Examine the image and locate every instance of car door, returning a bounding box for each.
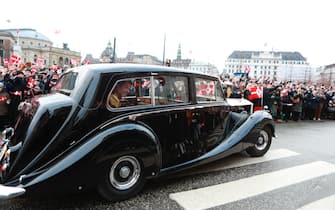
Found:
[192,77,231,153]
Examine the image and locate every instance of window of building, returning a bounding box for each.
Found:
[0,39,3,45]
[31,42,33,45]
[195,78,224,102]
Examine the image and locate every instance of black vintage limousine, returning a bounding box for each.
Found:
[0,63,275,201]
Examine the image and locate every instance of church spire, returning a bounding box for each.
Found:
[177,43,182,60]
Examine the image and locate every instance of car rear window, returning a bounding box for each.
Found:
[195,78,224,102]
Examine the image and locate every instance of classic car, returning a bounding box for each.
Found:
[0,63,275,201]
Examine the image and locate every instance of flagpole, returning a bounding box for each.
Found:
[17,29,20,47]
[162,33,166,65]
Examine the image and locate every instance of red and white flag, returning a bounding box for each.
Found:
[248,85,263,100]
[70,58,77,65]
[37,56,44,63]
[245,65,251,72]
[27,77,35,89]
[10,54,21,64]
[52,65,58,71]
[84,60,90,65]
[3,58,9,66]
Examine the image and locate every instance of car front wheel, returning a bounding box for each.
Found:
[97,155,146,201]
[246,127,272,157]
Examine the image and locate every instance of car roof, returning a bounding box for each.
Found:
[69,63,217,79]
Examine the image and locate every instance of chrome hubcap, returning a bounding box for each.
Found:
[109,156,141,190]
[255,130,268,150]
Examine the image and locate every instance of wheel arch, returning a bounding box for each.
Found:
[93,123,162,178]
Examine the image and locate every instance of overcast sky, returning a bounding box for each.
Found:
[2,0,334,70]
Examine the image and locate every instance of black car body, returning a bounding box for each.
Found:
[0,64,275,201]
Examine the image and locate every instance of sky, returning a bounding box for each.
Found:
[2,0,334,70]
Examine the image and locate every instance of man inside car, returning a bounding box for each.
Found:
[109,80,132,108]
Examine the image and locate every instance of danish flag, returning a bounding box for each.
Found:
[70,58,77,65]
[248,85,263,100]
[245,66,251,72]
[27,77,35,89]
[10,54,21,64]
[3,58,9,66]
[37,56,44,63]
[0,96,8,103]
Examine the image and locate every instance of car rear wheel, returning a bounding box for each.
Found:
[97,155,146,201]
[246,127,272,157]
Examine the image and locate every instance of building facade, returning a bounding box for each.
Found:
[0,31,15,66]
[171,44,192,69]
[117,51,162,65]
[320,64,335,86]
[0,28,80,67]
[224,50,312,82]
[188,61,220,77]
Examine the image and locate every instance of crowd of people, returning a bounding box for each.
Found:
[0,64,63,130]
[1,64,335,131]
[222,74,335,122]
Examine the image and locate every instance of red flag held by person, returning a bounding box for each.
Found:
[245,66,251,72]
[37,56,44,63]
[27,77,35,89]
[248,85,263,101]
[3,58,9,66]
[70,58,77,65]
[10,54,21,64]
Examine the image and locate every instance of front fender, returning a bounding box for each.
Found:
[19,123,161,195]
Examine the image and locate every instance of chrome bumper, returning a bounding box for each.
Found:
[0,184,25,200]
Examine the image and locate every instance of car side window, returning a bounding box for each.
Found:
[108,77,151,108]
[154,75,189,105]
[108,75,190,109]
[195,78,224,102]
